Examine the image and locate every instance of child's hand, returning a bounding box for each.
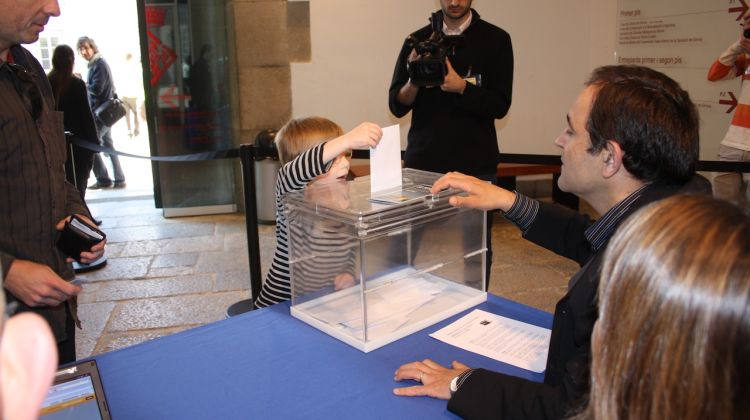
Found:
[344,122,382,150]
[322,122,382,165]
[334,273,356,290]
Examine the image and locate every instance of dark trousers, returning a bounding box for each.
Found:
[58,304,77,365]
[93,123,125,184]
[65,143,95,200]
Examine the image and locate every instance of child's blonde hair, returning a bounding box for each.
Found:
[275,117,344,164]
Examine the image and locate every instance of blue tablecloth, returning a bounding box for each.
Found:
[95,294,551,419]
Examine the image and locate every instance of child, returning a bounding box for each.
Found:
[253,117,382,308]
[295,178,358,296]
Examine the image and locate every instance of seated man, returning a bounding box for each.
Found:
[393,65,701,419]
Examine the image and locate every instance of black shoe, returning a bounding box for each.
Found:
[93,218,103,226]
[113,181,127,189]
[88,181,113,190]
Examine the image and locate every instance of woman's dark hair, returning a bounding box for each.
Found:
[47,44,76,107]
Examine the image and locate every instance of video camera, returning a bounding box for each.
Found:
[406,12,464,87]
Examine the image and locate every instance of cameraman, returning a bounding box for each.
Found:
[388,0,513,287]
[707,10,750,202]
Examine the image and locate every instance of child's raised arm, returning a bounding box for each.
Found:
[322,122,382,163]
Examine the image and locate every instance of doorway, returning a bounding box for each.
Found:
[139,0,237,215]
[28,0,151,203]
[28,0,237,215]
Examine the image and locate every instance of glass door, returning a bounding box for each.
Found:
[138,0,236,215]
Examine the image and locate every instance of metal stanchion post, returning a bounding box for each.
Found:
[226,144,263,316]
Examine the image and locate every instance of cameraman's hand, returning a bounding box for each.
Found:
[407,48,420,65]
[441,58,466,94]
[398,50,422,105]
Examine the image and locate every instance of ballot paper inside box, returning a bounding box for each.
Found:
[286,168,487,352]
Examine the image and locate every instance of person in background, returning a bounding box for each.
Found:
[189,44,214,112]
[1,0,106,365]
[253,118,382,308]
[77,35,126,190]
[389,0,513,288]
[393,65,700,419]
[707,10,750,203]
[575,194,750,420]
[120,52,142,138]
[48,44,99,199]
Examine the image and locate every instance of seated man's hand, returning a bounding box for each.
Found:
[431,172,516,212]
[393,359,470,400]
[4,260,81,307]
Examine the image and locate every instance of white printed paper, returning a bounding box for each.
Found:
[430,309,551,373]
[370,124,402,193]
[307,268,447,338]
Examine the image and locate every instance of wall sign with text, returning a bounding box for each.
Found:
[616,0,746,159]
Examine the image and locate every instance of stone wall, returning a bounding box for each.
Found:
[225,0,293,210]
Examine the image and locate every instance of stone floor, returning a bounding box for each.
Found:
[75,195,579,360]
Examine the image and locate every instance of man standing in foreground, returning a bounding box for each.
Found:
[394,65,701,419]
[0,0,106,364]
[389,0,513,287]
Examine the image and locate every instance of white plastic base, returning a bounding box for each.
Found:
[291,271,487,353]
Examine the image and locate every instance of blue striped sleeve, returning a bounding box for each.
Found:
[503,192,539,232]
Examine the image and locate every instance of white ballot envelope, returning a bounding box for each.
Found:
[370,124,402,193]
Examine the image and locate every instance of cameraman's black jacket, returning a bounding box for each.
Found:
[388,10,513,176]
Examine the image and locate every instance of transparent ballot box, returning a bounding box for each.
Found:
[286,169,487,352]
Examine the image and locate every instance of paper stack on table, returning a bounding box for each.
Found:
[430,309,551,373]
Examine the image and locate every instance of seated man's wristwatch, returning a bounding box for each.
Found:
[449,375,461,394]
[450,369,475,395]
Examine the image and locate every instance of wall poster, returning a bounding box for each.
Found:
[616,0,748,160]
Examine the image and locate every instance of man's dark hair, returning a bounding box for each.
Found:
[585,65,699,184]
[76,36,99,54]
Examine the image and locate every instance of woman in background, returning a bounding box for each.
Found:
[578,194,750,420]
[48,44,99,199]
